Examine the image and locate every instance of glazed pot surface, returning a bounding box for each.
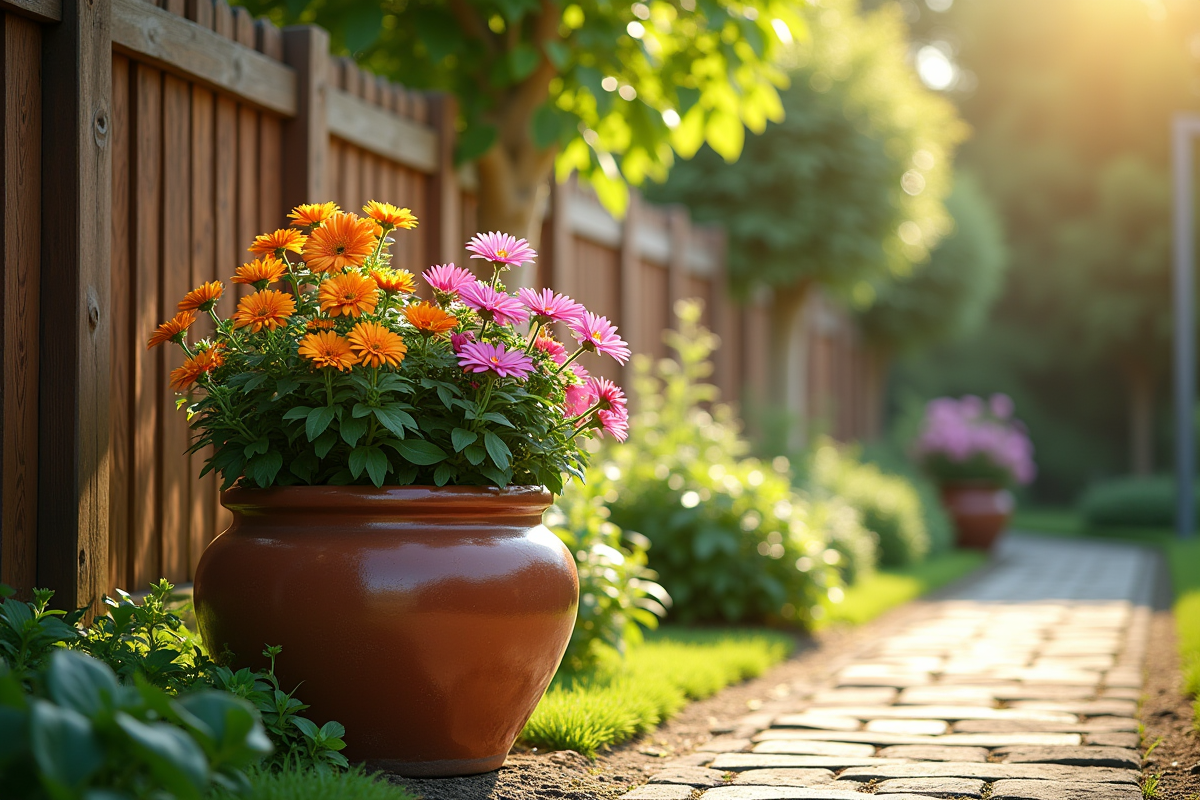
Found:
[940,483,1014,550]
[193,485,578,776]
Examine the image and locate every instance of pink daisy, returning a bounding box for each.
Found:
[588,377,627,415]
[466,232,538,268]
[564,382,596,417]
[457,341,534,380]
[534,335,568,365]
[569,312,631,364]
[424,263,476,295]
[595,407,629,442]
[518,288,585,324]
[450,331,475,353]
[458,281,529,327]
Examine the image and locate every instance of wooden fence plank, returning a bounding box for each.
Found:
[2,12,41,597]
[184,0,211,29]
[327,88,439,174]
[0,0,60,24]
[109,54,131,592]
[38,0,113,610]
[281,26,328,211]
[426,93,458,265]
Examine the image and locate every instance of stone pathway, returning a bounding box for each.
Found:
[621,534,1161,800]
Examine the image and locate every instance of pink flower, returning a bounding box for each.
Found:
[458,281,529,327]
[450,331,475,353]
[595,408,629,442]
[467,232,538,268]
[457,341,534,379]
[518,288,585,324]
[564,382,596,416]
[424,263,476,295]
[534,335,568,365]
[569,312,631,364]
[589,377,627,415]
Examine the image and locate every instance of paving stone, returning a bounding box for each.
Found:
[662,754,717,768]
[751,740,883,757]
[987,779,1141,800]
[864,719,949,736]
[992,745,1141,769]
[834,674,931,689]
[951,717,1137,733]
[730,769,835,787]
[1083,732,1139,748]
[709,754,912,771]
[1099,687,1140,701]
[698,787,866,800]
[782,706,1077,723]
[755,729,1082,747]
[896,687,1000,705]
[806,687,898,706]
[871,777,986,798]
[990,686,1096,701]
[698,738,753,753]
[1102,671,1142,689]
[875,745,989,762]
[1007,700,1136,717]
[834,762,1139,784]
[648,767,730,787]
[766,714,863,732]
[622,785,697,800]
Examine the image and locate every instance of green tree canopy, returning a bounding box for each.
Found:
[250,0,803,235]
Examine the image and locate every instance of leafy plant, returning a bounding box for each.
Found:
[151,207,629,494]
[809,497,878,585]
[215,766,415,800]
[0,648,272,799]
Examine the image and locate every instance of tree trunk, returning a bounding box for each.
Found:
[1123,358,1155,476]
[767,281,812,450]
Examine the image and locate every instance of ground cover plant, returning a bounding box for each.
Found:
[520,628,792,756]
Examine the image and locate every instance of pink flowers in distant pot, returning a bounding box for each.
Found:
[913,394,1035,487]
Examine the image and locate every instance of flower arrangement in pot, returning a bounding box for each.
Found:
[912,394,1035,550]
[149,200,630,776]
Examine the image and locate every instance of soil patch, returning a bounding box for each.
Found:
[1141,609,1200,800]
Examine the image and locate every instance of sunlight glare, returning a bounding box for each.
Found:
[917,45,956,90]
[771,18,794,45]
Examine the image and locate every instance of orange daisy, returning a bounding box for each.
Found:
[404,302,458,335]
[177,281,224,312]
[232,257,287,286]
[298,331,359,372]
[249,228,307,259]
[307,318,338,330]
[363,201,418,230]
[288,202,340,229]
[347,321,408,368]
[232,290,296,333]
[371,268,416,294]
[169,348,224,391]
[318,272,379,318]
[147,311,197,349]
[303,212,379,273]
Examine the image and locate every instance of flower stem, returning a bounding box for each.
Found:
[554,348,585,375]
[525,321,544,353]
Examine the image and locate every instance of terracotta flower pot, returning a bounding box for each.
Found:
[192,485,578,776]
[939,482,1014,550]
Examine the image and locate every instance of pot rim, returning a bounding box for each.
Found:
[221,484,553,517]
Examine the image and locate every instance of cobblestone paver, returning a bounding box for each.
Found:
[622,535,1158,800]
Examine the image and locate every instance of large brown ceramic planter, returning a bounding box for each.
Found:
[192,485,578,777]
[939,482,1014,550]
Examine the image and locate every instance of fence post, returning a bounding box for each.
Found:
[281,26,328,211]
[37,0,113,611]
[426,93,460,264]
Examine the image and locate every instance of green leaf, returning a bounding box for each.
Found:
[247,452,284,487]
[507,43,541,81]
[373,406,413,439]
[314,430,337,459]
[395,439,448,466]
[543,40,571,70]
[493,0,538,22]
[414,8,465,62]
[176,691,272,766]
[451,428,479,452]
[464,444,487,466]
[341,4,385,53]
[433,463,457,486]
[349,446,390,487]
[30,699,104,790]
[116,712,209,799]
[340,415,369,448]
[483,432,512,471]
[481,411,515,428]
[243,437,269,458]
[290,716,320,739]
[456,124,497,164]
[282,406,312,421]
[46,651,120,718]
[352,403,374,419]
[306,407,336,442]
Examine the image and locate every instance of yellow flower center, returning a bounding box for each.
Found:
[592,331,602,341]
[490,356,500,364]
[497,249,508,259]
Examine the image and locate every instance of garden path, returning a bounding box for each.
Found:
[624,534,1162,800]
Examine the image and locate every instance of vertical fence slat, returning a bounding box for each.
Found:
[281,27,328,211]
[109,54,131,593]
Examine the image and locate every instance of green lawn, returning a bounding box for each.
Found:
[210,767,414,800]
[817,549,988,629]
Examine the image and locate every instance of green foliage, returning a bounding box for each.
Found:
[807,440,932,567]
[1077,475,1187,529]
[546,475,671,672]
[648,0,965,297]
[214,766,414,800]
[859,173,1007,352]
[244,0,801,215]
[599,302,842,625]
[0,648,272,800]
[809,497,877,586]
[521,628,791,755]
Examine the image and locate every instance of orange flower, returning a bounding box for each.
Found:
[177,281,224,312]
[232,257,287,286]
[249,228,307,259]
[288,202,340,229]
[318,272,379,318]
[303,212,379,273]
[298,331,359,372]
[371,268,416,294]
[169,348,224,391]
[147,311,197,349]
[232,290,296,333]
[347,321,408,368]
[404,302,458,335]
[307,318,338,330]
[363,201,418,230]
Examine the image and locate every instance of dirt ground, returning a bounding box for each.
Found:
[1141,609,1200,800]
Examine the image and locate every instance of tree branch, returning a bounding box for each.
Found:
[448,0,498,54]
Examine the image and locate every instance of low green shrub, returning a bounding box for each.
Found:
[216,766,415,800]
[546,472,671,672]
[1078,475,1186,529]
[598,302,842,625]
[807,440,932,567]
[810,497,878,585]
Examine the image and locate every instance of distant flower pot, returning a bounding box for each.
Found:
[939,482,1014,550]
[193,485,578,777]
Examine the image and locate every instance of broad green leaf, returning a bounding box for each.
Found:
[451,428,478,452]
[116,712,209,799]
[508,43,541,82]
[483,432,512,471]
[340,415,369,448]
[29,700,104,790]
[306,407,336,442]
[281,406,311,421]
[247,452,283,487]
[395,439,447,466]
[456,124,497,165]
[464,444,487,466]
[314,430,338,459]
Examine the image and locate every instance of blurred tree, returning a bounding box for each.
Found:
[647,0,966,415]
[247,0,803,238]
